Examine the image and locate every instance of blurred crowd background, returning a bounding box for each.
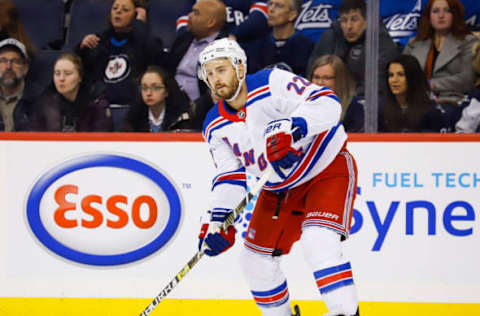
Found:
[1,0,479,133]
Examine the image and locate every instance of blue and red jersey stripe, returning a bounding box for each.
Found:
[306,87,340,103]
[203,116,232,142]
[212,168,247,190]
[246,85,271,105]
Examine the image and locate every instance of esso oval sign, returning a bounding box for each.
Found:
[26,154,182,266]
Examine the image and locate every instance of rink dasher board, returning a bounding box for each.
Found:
[0,133,479,306]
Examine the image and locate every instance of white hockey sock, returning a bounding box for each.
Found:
[322,283,358,315]
[239,247,292,316]
[301,227,359,315]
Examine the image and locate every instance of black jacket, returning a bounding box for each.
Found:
[76,20,165,106]
[31,81,112,132]
[122,78,192,132]
[342,96,365,133]
[378,99,455,133]
[0,81,41,131]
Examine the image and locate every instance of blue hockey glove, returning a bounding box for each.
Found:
[264,118,307,179]
[198,223,236,256]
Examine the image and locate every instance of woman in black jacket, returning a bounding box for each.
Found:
[31,53,112,132]
[379,54,455,132]
[123,65,191,132]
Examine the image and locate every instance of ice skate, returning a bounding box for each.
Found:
[292,304,300,316]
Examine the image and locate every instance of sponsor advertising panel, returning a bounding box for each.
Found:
[0,136,479,306]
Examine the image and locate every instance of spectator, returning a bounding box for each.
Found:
[308,54,364,132]
[379,54,452,132]
[176,0,269,43]
[455,39,480,132]
[0,38,37,131]
[31,53,112,132]
[0,0,35,57]
[403,0,477,104]
[123,65,192,132]
[76,0,164,131]
[308,0,400,97]
[166,0,227,130]
[248,0,313,76]
[168,0,227,101]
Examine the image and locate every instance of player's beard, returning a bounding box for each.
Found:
[215,75,239,100]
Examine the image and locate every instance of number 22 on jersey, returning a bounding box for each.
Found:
[286,76,311,95]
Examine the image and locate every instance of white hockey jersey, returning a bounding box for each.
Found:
[202,68,347,213]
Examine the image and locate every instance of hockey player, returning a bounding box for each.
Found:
[197,38,360,316]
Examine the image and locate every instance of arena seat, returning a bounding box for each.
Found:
[12,0,65,50]
[148,0,189,49]
[65,0,111,48]
[28,50,64,92]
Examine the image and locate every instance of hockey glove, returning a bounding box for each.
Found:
[198,223,236,256]
[264,118,307,179]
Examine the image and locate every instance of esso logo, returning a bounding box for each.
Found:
[26,154,182,266]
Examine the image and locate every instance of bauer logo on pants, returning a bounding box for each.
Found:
[26,154,182,266]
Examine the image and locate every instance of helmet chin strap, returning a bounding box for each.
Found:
[225,67,245,103]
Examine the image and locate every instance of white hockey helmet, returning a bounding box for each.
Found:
[197,37,247,85]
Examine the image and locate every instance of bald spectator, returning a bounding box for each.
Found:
[166,0,228,129]
[176,1,269,43]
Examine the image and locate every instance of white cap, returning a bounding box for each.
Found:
[0,38,28,60]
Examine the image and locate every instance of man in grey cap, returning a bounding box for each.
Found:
[0,38,33,131]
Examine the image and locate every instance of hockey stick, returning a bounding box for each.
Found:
[139,167,274,316]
